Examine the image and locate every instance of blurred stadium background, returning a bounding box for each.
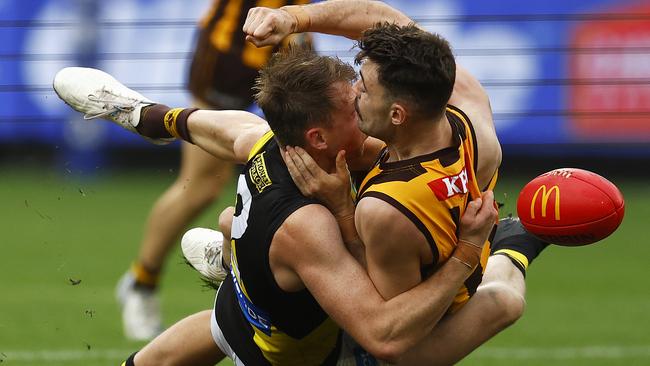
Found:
[1,0,649,365]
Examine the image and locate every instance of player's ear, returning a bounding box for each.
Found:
[304,127,327,150]
[390,102,407,126]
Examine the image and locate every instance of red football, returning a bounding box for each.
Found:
[516,168,625,246]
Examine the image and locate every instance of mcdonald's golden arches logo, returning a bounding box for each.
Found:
[530,185,560,220]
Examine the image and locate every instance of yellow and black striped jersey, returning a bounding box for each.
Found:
[215,131,341,365]
[358,105,497,312]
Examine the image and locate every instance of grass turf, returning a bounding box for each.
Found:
[0,167,648,365]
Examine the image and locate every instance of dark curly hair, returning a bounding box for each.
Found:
[355,23,456,119]
[254,44,356,146]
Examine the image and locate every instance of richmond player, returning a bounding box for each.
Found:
[116,0,311,341]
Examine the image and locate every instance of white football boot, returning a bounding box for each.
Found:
[115,271,162,341]
[181,228,228,283]
[53,67,173,145]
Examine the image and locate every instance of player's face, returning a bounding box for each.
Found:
[353,61,393,142]
[324,81,367,160]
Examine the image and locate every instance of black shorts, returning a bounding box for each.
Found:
[187,0,312,109]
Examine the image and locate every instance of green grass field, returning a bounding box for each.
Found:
[1,166,648,365]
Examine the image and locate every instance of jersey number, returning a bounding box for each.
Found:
[231,174,253,239]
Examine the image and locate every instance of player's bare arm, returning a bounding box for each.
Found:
[448,65,502,188]
[272,195,496,362]
[244,0,411,47]
[186,110,270,163]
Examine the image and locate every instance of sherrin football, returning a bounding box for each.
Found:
[516,168,624,246]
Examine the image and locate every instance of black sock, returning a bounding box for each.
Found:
[137,104,173,138]
[490,217,549,277]
[122,351,137,366]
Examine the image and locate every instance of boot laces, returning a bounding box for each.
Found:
[84,88,142,120]
[204,245,221,266]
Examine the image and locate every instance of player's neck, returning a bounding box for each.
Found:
[387,114,453,162]
[311,150,336,173]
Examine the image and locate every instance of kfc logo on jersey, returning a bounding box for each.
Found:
[428,169,469,200]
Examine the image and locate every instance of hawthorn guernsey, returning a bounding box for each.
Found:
[516,168,625,246]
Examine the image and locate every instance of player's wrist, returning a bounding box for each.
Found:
[451,239,483,270]
[332,200,355,221]
[281,5,311,33]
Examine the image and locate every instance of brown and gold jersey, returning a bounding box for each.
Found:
[358,105,497,312]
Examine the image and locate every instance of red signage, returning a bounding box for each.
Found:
[569,3,650,141]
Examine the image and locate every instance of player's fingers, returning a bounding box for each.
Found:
[283,148,311,196]
[464,196,483,218]
[478,190,497,218]
[252,17,275,39]
[247,35,275,48]
[244,9,266,36]
[287,146,320,186]
[293,146,322,178]
[335,150,349,179]
[479,190,493,207]
[242,8,257,34]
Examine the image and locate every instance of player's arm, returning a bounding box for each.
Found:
[449,66,502,188]
[135,107,270,163]
[186,110,270,163]
[276,193,496,362]
[244,0,412,47]
[356,197,429,299]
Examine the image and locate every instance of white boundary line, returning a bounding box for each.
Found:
[1,346,649,362]
[0,349,129,362]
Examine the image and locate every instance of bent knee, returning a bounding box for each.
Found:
[475,282,526,329]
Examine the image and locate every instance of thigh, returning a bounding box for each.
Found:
[135,310,225,366]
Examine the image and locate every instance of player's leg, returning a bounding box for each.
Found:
[396,217,548,365]
[395,256,526,365]
[116,142,232,340]
[122,310,226,366]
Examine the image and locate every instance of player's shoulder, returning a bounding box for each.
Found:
[277,204,340,246]
[272,204,347,267]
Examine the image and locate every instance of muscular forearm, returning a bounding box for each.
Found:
[187,110,268,163]
[361,255,475,362]
[297,0,412,39]
[136,106,268,163]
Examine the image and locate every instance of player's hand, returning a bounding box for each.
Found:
[243,7,295,47]
[458,190,498,248]
[283,146,355,218]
